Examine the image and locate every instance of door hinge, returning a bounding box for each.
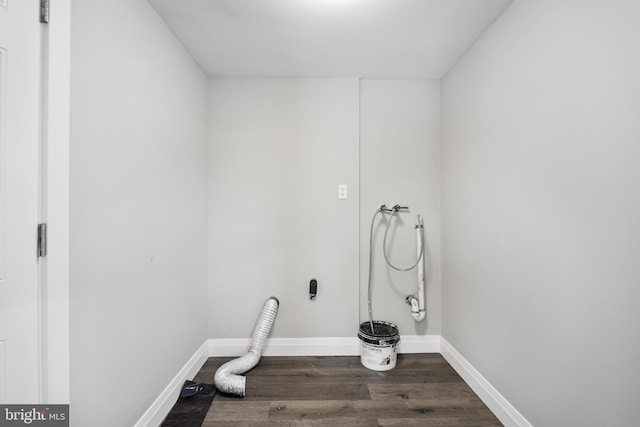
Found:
[37,223,47,258]
[40,0,49,24]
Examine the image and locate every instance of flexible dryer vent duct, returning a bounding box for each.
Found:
[213,296,279,396]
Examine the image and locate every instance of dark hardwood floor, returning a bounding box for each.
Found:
[192,354,502,426]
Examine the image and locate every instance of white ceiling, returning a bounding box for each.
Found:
[148,0,513,79]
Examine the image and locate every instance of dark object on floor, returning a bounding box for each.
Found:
[161,380,216,427]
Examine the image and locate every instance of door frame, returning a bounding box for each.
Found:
[41,0,70,403]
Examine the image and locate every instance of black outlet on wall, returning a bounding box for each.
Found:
[309,279,318,300]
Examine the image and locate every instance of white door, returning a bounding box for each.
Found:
[0,0,43,403]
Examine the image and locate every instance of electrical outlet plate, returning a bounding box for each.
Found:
[338,184,348,200]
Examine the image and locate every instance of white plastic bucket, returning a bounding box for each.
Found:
[358,321,400,371]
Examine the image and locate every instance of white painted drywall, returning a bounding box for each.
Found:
[359,80,441,336]
[441,0,640,425]
[69,0,208,425]
[207,78,441,342]
[207,78,360,339]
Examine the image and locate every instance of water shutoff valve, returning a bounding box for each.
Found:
[406,295,419,313]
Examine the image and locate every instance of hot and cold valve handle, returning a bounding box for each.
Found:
[309,279,318,300]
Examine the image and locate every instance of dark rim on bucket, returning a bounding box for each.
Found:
[358,321,400,346]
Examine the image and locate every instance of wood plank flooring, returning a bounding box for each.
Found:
[192,354,502,426]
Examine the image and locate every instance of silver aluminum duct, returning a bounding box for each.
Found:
[213,296,279,396]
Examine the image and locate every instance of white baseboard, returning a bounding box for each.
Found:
[208,335,440,357]
[134,340,210,427]
[397,334,440,353]
[208,337,358,357]
[440,338,532,427]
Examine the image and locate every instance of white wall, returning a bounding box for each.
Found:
[208,78,441,341]
[70,0,208,425]
[207,78,360,339]
[209,78,440,338]
[441,0,640,425]
[359,80,441,336]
